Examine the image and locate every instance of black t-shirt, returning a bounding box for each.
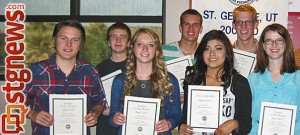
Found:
[95,58,126,135]
[96,58,126,77]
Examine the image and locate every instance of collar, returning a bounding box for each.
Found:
[233,38,258,53]
[50,53,80,72]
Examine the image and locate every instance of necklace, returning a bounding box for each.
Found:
[140,80,149,89]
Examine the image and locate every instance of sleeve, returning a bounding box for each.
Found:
[294,71,300,135]
[247,73,259,135]
[91,70,107,109]
[22,64,35,108]
[295,89,300,135]
[23,77,34,107]
[166,73,182,129]
[232,74,252,135]
[108,74,125,128]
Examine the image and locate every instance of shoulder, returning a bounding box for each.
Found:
[162,41,179,49]
[167,72,178,83]
[232,73,249,85]
[286,70,300,80]
[77,60,99,76]
[233,73,247,81]
[293,70,300,75]
[112,73,126,88]
[28,59,51,75]
[167,72,175,78]
[114,73,125,80]
[96,58,111,68]
[247,72,261,82]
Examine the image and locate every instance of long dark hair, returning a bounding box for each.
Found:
[183,30,237,94]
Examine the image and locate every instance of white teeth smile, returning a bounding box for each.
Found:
[209,58,217,61]
[140,53,149,57]
[270,49,279,53]
[240,30,248,34]
[64,49,72,52]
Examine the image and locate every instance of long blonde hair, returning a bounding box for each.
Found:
[124,28,174,105]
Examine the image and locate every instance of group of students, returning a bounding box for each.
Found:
[23,4,299,135]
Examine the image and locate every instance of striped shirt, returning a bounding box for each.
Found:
[162,41,195,64]
[23,54,106,135]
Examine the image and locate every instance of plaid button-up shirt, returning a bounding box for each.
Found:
[23,54,106,135]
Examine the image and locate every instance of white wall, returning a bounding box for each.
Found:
[165,0,189,44]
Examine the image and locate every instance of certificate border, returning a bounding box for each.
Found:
[165,56,193,93]
[233,50,256,76]
[260,105,296,135]
[102,75,116,81]
[165,56,192,67]
[49,94,87,135]
[101,69,121,82]
[188,89,222,130]
[101,69,122,106]
[122,96,161,135]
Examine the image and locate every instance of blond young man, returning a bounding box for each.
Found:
[232,4,259,53]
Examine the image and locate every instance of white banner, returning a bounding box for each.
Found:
[191,0,289,43]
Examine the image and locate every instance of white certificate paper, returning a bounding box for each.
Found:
[122,96,161,135]
[49,94,87,135]
[233,49,256,78]
[165,56,193,93]
[258,102,297,135]
[101,69,122,106]
[187,85,223,133]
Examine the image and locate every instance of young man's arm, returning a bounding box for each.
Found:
[84,105,104,126]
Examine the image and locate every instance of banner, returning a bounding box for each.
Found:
[191,0,289,45]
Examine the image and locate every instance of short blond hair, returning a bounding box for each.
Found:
[233,4,257,21]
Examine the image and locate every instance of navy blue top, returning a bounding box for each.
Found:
[109,72,182,135]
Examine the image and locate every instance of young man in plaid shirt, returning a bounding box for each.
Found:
[23,19,106,135]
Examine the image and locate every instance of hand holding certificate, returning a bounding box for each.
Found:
[258,102,297,135]
[187,85,223,133]
[122,96,161,135]
[49,94,87,135]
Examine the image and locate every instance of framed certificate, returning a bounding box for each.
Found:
[165,55,193,93]
[101,69,122,106]
[233,49,256,78]
[258,102,297,135]
[49,94,87,135]
[122,96,161,135]
[187,85,223,133]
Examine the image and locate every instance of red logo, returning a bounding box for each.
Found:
[1,3,31,134]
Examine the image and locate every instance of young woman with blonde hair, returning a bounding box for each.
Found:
[109,28,181,135]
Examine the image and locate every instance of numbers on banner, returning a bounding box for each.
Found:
[220,25,236,35]
[220,25,259,35]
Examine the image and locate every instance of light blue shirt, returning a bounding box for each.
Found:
[248,69,300,135]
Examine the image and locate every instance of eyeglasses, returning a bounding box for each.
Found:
[263,39,285,46]
[234,20,255,26]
